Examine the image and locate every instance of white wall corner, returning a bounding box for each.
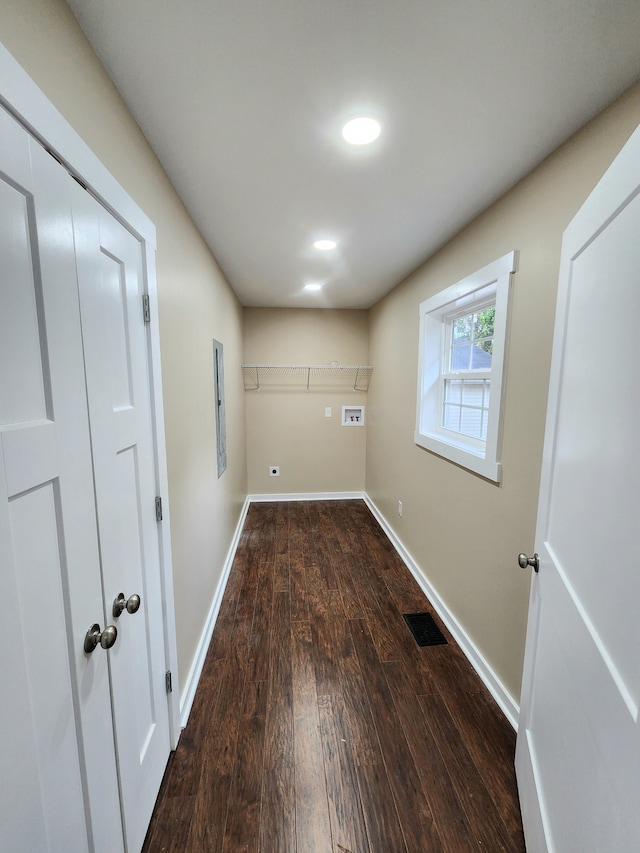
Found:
[363,494,520,730]
[179,496,250,728]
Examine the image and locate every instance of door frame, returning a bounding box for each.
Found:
[0,40,181,747]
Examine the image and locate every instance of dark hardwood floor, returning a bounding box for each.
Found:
[143,500,525,853]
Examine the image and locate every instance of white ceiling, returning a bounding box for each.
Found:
[66,0,640,309]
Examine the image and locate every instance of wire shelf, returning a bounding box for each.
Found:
[241,364,373,392]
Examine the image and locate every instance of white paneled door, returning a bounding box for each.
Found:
[72,175,171,853]
[515,124,640,851]
[0,104,170,852]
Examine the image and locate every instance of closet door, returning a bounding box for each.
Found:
[0,108,124,852]
[1,104,171,853]
[72,185,171,853]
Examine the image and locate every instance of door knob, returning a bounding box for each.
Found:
[518,553,539,573]
[84,623,118,654]
[112,592,141,617]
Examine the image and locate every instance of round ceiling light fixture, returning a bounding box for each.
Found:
[342,116,381,146]
[305,283,323,291]
[313,239,337,251]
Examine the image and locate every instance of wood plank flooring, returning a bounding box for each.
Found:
[143,500,525,853]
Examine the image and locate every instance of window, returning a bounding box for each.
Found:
[415,252,516,482]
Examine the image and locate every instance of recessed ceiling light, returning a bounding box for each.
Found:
[342,117,381,146]
[305,283,323,291]
[313,239,337,251]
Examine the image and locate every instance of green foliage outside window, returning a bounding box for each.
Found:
[475,307,495,354]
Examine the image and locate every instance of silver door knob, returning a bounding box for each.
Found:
[518,553,539,573]
[112,592,141,617]
[84,623,118,654]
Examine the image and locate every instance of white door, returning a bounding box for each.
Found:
[0,104,170,852]
[0,104,124,853]
[515,123,640,851]
[72,186,171,853]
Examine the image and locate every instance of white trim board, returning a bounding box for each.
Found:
[363,494,520,730]
[179,498,250,727]
[248,491,365,502]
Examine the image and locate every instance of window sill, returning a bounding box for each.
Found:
[414,430,501,483]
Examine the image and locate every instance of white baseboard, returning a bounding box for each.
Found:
[179,496,250,728]
[248,491,366,502]
[364,494,520,730]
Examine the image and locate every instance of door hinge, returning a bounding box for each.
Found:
[142,294,151,324]
[155,496,163,522]
[165,670,173,694]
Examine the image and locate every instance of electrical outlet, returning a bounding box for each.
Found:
[269,466,280,477]
[398,500,403,516]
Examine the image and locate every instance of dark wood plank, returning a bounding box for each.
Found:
[356,565,406,662]
[185,619,252,852]
[291,620,332,852]
[317,693,370,853]
[311,614,382,768]
[419,693,521,852]
[221,679,268,853]
[288,502,307,562]
[356,762,407,853]
[311,616,344,698]
[306,562,346,620]
[203,563,244,663]
[273,551,290,593]
[143,795,195,853]
[368,601,439,697]
[379,556,432,614]
[209,617,252,776]
[440,689,525,851]
[349,619,445,852]
[184,732,232,846]
[414,632,487,700]
[273,504,290,593]
[235,555,261,624]
[332,548,367,619]
[160,672,220,799]
[382,659,479,852]
[246,561,274,684]
[308,509,341,590]
[289,553,309,622]
[259,591,296,852]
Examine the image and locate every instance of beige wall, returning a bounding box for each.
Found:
[244,308,368,494]
[0,0,247,693]
[366,81,640,704]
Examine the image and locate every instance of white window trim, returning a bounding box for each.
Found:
[415,251,516,482]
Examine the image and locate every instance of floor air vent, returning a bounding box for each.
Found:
[403,612,447,647]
